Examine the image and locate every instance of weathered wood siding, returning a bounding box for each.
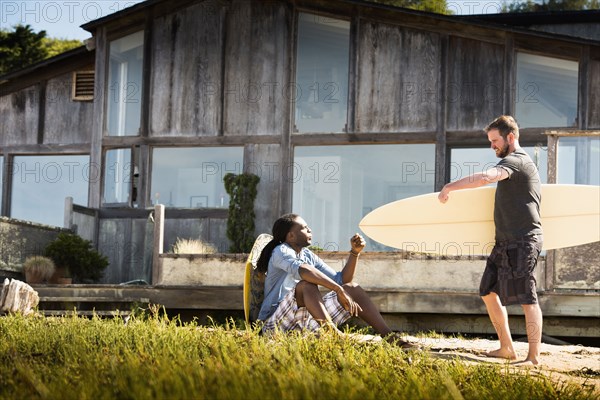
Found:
[97,218,153,284]
[44,72,94,144]
[149,1,224,136]
[588,58,600,129]
[446,37,504,131]
[163,217,228,254]
[222,0,291,135]
[0,87,39,146]
[355,21,440,133]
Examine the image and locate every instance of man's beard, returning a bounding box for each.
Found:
[496,142,510,158]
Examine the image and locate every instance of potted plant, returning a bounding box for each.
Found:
[44,233,109,284]
[22,256,56,284]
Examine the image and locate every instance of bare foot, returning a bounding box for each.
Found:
[512,359,540,368]
[484,348,517,360]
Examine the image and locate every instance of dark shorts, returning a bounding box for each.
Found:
[479,235,543,306]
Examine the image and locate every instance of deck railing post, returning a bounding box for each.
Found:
[151,204,165,285]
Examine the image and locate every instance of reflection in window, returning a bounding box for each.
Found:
[107,31,144,136]
[515,53,578,128]
[151,147,243,208]
[293,144,435,251]
[11,155,89,227]
[558,137,599,185]
[103,149,132,205]
[451,146,548,184]
[295,13,350,133]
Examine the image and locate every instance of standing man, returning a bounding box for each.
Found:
[438,115,543,366]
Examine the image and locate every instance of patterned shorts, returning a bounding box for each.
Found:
[262,286,351,333]
[480,235,543,306]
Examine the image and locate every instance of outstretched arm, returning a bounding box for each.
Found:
[438,167,509,203]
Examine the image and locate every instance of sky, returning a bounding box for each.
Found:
[0,0,510,41]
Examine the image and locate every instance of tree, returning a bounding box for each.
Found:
[502,0,600,12]
[43,37,83,58]
[367,0,452,14]
[0,25,82,76]
[0,25,47,75]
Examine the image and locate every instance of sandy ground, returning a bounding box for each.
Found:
[351,333,600,392]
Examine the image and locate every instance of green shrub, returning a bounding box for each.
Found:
[44,233,108,283]
[224,173,260,253]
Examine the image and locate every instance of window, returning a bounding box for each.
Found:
[151,147,243,208]
[103,149,132,205]
[106,31,144,136]
[295,13,350,133]
[558,137,599,185]
[515,53,578,128]
[293,144,435,251]
[11,155,90,227]
[450,146,548,184]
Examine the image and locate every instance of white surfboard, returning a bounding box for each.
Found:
[359,184,600,256]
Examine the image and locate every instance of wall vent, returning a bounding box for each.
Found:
[72,70,95,101]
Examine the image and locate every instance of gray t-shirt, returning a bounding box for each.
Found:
[495,148,543,241]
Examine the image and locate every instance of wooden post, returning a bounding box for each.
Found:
[64,196,74,230]
[151,204,165,285]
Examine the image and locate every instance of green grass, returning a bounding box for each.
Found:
[0,311,595,400]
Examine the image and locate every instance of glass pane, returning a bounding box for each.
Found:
[107,31,144,136]
[11,155,90,227]
[558,137,599,185]
[103,149,132,204]
[515,53,578,128]
[293,144,435,251]
[295,13,350,133]
[151,147,243,208]
[451,146,548,184]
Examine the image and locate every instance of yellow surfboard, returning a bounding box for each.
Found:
[243,233,273,324]
[359,184,600,256]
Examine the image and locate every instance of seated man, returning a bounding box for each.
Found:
[256,213,417,348]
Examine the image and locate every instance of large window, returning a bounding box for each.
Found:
[293,144,435,251]
[558,137,599,185]
[107,31,144,136]
[11,155,90,227]
[151,147,243,208]
[515,53,578,129]
[451,146,548,184]
[294,13,350,133]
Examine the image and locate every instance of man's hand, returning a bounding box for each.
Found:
[335,287,362,317]
[438,186,450,203]
[350,233,366,254]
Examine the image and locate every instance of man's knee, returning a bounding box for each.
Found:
[296,280,318,292]
[342,282,359,289]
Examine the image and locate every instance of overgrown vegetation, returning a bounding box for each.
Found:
[0,312,595,400]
